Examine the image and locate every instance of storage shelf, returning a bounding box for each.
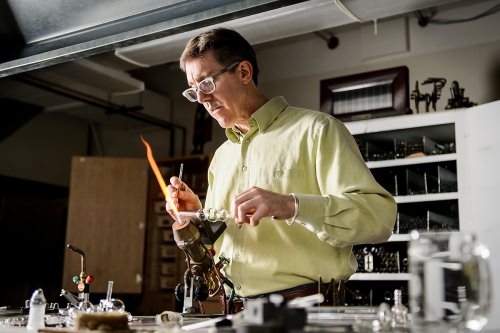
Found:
[350,273,410,281]
[366,153,457,169]
[388,234,412,242]
[144,154,211,313]
[343,111,462,302]
[395,192,458,203]
[345,109,464,135]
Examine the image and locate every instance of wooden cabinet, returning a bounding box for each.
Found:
[63,156,149,294]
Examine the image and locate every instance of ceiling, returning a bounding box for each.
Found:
[0,0,471,135]
[0,0,469,77]
[0,0,311,77]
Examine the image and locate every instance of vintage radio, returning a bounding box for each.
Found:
[320,66,410,121]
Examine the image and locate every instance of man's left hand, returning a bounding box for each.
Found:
[231,186,295,226]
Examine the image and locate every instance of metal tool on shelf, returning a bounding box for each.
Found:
[445,80,476,109]
[411,78,447,112]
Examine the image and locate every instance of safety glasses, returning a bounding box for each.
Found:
[182,62,240,102]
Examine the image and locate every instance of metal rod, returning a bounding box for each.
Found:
[66,244,86,274]
[60,289,79,306]
[176,163,184,206]
[106,281,114,302]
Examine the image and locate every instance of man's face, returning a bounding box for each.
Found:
[184,51,247,129]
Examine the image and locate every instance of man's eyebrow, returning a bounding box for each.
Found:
[188,70,211,86]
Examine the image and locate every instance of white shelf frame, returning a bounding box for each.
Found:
[343,102,500,329]
[345,109,466,226]
[350,273,411,281]
[366,153,457,169]
[394,192,458,204]
[344,110,466,287]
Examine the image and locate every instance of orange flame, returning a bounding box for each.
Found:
[140,135,182,223]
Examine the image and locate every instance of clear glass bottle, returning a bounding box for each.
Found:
[391,289,408,328]
[27,288,46,330]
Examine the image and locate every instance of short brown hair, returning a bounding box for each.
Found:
[180,28,259,84]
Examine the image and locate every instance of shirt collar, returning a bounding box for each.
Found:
[226,96,288,143]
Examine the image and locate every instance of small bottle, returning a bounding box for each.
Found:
[391,289,408,328]
[27,288,46,330]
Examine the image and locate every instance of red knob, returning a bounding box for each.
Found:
[85,275,94,284]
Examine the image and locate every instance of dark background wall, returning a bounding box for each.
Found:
[0,176,67,306]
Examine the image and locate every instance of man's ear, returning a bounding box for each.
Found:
[238,60,253,84]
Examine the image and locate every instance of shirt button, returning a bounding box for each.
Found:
[242,166,247,171]
[234,253,240,260]
[236,285,241,290]
[245,139,250,143]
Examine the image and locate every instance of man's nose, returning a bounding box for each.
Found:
[197,90,211,103]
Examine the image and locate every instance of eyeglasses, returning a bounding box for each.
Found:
[182,62,240,102]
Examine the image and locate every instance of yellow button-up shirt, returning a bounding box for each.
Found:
[205,96,396,297]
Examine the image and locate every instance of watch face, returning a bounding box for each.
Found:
[320,66,410,121]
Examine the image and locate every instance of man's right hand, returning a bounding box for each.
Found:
[166,176,203,219]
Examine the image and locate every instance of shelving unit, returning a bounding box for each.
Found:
[141,154,210,314]
[343,109,466,306]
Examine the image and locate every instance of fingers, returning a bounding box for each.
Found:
[166,176,181,201]
[231,189,255,225]
[232,187,287,226]
[233,205,260,226]
[165,178,181,220]
[165,204,178,220]
[166,184,180,217]
[232,187,297,226]
[166,176,203,213]
[169,176,185,191]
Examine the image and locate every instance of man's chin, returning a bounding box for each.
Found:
[215,118,232,129]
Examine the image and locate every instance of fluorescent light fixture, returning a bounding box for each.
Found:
[115,0,462,68]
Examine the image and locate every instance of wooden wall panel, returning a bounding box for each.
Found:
[62,156,148,294]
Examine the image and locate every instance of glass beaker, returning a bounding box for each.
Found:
[408,231,492,331]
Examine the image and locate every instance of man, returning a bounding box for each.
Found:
[167,28,396,304]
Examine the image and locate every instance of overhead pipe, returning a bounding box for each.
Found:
[14,74,186,156]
